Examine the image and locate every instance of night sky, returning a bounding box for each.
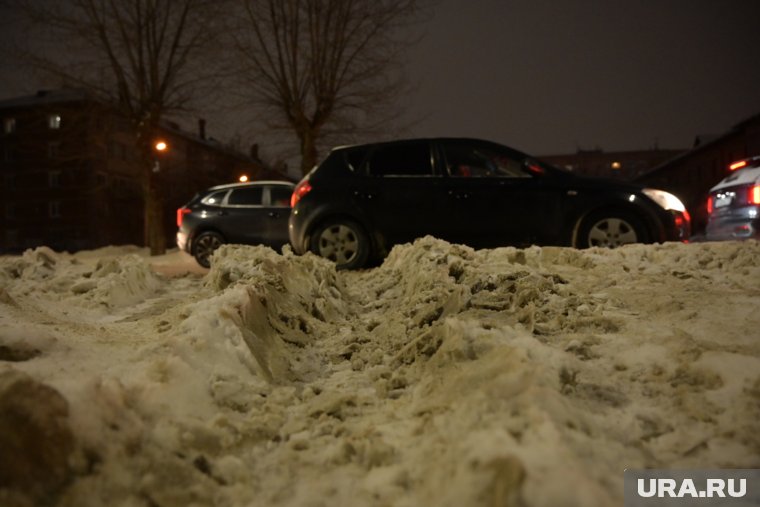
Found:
[1,0,759,160]
[399,0,760,156]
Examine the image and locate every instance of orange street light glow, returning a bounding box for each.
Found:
[239,175,249,182]
[155,141,168,152]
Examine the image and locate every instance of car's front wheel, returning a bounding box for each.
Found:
[192,231,224,268]
[310,219,370,269]
[576,210,649,248]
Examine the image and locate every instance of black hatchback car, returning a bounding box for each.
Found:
[177,180,294,267]
[289,138,690,269]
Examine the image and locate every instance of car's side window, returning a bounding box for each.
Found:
[201,190,229,206]
[345,147,369,172]
[444,144,530,178]
[269,186,292,207]
[367,142,432,176]
[227,187,263,206]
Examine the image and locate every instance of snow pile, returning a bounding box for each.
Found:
[1,238,759,506]
[0,246,163,311]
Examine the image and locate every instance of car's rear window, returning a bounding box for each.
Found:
[367,142,432,176]
[201,190,229,205]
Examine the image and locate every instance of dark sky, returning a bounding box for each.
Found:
[1,1,759,160]
[399,0,760,155]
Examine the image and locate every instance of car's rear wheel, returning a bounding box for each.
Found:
[310,219,370,269]
[576,210,649,248]
[193,231,224,268]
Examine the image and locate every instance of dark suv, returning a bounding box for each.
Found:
[177,181,294,267]
[289,138,690,269]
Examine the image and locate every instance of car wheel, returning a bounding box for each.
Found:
[192,231,224,268]
[576,210,649,248]
[310,219,370,269]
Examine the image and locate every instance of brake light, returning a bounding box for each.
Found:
[729,160,747,171]
[750,184,760,205]
[706,195,713,215]
[291,180,312,207]
[177,207,191,227]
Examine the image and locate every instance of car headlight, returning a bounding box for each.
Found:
[643,188,686,213]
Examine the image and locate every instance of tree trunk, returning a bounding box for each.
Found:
[299,129,319,176]
[142,155,167,256]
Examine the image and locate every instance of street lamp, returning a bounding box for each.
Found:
[239,175,249,182]
[153,140,168,172]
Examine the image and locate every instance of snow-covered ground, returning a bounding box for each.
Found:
[1,238,759,507]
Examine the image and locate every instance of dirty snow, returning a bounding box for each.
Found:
[1,238,759,506]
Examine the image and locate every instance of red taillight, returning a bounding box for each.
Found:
[749,184,760,205]
[706,195,713,215]
[729,160,747,171]
[291,180,312,207]
[177,208,191,227]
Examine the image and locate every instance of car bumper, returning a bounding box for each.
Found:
[288,208,310,254]
[671,210,691,242]
[706,206,760,241]
[177,230,189,252]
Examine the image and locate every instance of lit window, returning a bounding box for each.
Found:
[3,118,16,133]
[49,171,61,188]
[49,201,61,218]
[48,114,62,129]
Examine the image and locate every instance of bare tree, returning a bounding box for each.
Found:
[16,0,223,254]
[233,0,422,175]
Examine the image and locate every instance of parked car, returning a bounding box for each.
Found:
[289,138,691,269]
[177,181,295,267]
[705,156,760,241]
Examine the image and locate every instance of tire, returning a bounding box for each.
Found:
[576,210,649,248]
[192,231,224,268]
[310,219,370,270]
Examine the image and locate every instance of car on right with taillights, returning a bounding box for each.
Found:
[706,156,760,241]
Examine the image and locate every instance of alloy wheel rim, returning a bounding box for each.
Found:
[588,218,638,247]
[196,235,222,264]
[318,225,359,265]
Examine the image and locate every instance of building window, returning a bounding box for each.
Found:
[48,141,61,158]
[48,114,62,129]
[108,141,128,160]
[49,201,61,218]
[49,171,61,188]
[3,118,16,134]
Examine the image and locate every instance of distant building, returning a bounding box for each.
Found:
[0,89,290,253]
[635,112,760,234]
[539,147,686,181]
